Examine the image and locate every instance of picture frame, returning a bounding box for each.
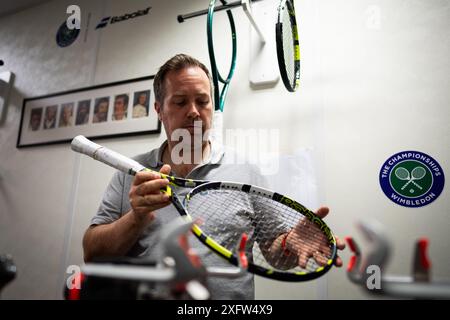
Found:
[17,75,160,148]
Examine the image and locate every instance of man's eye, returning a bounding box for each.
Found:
[197,100,209,106]
[174,101,185,106]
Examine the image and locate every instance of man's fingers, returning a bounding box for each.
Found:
[315,206,329,219]
[297,251,310,269]
[136,178,169,196]
[133,170,161,186]
[160,164,171,175]
[313,251,329,266]
[132,193,170,207]
[334,256,343,267]
[143,193,171,206]
[336,236,346,250]
[319,243,332,257]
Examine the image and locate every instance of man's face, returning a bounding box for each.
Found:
[79,104,88,116]
[138,94,147,105]
[63,106,72,121]
[99,102,108,113]
[46,107,56,120]
[31,113,41,130]
[97,102,108,120]
[155,66,213,146]
[114,97,126,119]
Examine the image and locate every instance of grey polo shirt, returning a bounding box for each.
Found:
[91,141,268,300]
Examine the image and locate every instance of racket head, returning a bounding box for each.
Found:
[394,167,410,180]
[276,0,300,92]
[184,181,337,281]
[411,166,426,179]
[207,0,237,112]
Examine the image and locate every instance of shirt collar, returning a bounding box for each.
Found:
[150,139,225,168]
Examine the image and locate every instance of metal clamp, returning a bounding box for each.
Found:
[346,220,450,299]
[81,217,248,299]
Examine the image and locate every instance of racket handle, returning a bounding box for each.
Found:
[71,135,146,175]
[71,135,102,157]
[211,111,223,145]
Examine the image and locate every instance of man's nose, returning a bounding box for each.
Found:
[186,102,200,119]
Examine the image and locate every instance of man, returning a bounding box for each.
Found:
[76,100,90,125]
[83,54,345,299]
[29,108,42,131]
[112,94,128,121]
[43,105,57,129]
[132,91,149,118]
[93,98,109,123]
[59,103,74,127]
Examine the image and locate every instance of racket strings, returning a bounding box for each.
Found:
[395,167,410,180]
[281,4,296,86]
[252,195,333,272]
[188,190,256,252]
[186,188,333,274]
[412,167,426,178]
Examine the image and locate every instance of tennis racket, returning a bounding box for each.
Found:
[208,0,237,113]
[276,0,301,92]
[395,167,425,190]
[207,0,237,145]
[71,135,337,282]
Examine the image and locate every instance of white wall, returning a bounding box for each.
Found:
[0,0,448,299]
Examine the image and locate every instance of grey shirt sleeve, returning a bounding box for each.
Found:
[90,171,126,226]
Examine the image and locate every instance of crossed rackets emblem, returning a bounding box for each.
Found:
[394,166,426,192]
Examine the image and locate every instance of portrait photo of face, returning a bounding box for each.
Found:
[59,103,74,128]
[43,105,58,129]
[28,108,43,131]
[112,94,129,121]
[93,97,109,123]
[132,90,150,118]
[76,100,91,126]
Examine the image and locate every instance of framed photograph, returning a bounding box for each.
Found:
[17,75,160,148]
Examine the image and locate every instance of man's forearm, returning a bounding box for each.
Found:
[83,210,152,262]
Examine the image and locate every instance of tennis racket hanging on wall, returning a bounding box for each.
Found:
[178,1,264,145]
[276,0,301,92]
[206,0,237,145]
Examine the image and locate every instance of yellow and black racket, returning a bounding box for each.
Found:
[72,136,337,282]
[276,0,300,92]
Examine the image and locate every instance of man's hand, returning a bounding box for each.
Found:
[314,207,346,266]
[284,206,346,268]
[128,164,172,222]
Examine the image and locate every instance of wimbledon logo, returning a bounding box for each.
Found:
[379,151,445,208]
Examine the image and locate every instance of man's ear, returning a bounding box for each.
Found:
[154,101,162,121]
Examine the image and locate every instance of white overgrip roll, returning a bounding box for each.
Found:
[71,135,146,175]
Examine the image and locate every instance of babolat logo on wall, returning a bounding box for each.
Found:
[379,151,445,208]
[96,7,151,29]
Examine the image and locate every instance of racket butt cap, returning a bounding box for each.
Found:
[71,135,101,157]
